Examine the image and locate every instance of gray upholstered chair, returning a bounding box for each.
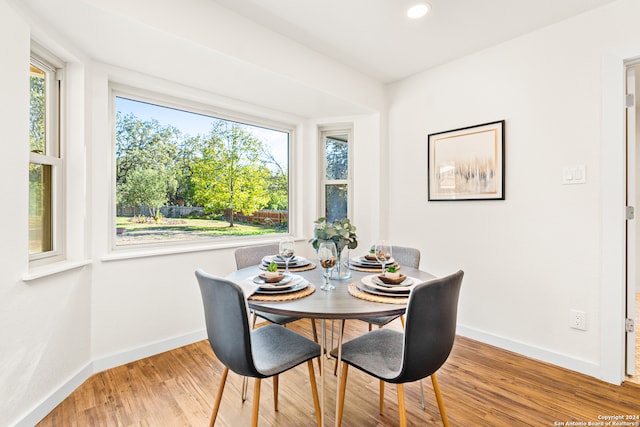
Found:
[234,244,319,401]
[391,245,421,269]
[342,246,426,409]
[195,269,322,427]
[362,245,421,330]
[234,244,304,327]
[333,270,464,427]
[347,246,425,407]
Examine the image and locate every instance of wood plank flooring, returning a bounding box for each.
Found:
[37,319,640,426]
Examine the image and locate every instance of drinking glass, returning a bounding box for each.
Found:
[374,240,392,274]
[279,237,295,275]
[318,240,337,291]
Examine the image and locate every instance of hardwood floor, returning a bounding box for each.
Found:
[37,320,640,426]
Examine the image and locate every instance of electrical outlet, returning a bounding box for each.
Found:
[569,309,587,331]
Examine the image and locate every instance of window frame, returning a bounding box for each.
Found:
[29,48,65,265]
[109,83,296,250]
[319,126,353,221]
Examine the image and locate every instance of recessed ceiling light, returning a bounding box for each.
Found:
[407,3,430,19]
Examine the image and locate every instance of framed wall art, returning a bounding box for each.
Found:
[428,120,505,201]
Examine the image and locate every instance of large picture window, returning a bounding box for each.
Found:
[29,52,63,262]
[113,91,290,246]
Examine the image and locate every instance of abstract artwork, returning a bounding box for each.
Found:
[428,120,505,201]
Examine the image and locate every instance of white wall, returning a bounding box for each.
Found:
[636,64,640,293]
[0,3,93,427]
[387,0,640,381]
[0,0,386,425]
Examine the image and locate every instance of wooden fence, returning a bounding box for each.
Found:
[117,205,287,225]
[224,209,288,225]
[117,205,204,218]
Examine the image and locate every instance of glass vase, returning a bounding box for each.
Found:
[331,247,351,280]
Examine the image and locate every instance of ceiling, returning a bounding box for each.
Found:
[211,0,619,83]
[14,0,621,117]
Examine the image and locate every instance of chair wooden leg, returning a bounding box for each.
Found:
[273,375,279,411]
[307,360,322,427]
[368,323,372,331]
[400,315,405,328]
[337,362,349,427]
[252,378,261,427]
[379,380,385,414]
[397,383,407,427]
[431,374,449,427]
[210,367,229,427]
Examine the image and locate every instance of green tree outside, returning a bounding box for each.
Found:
[29,65,46,153]
[116,113,180,185]
[191,123,271,227]
[117,168,177,221]
[261,144,288,210]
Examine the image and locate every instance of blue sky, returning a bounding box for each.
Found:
[116,97,289,168]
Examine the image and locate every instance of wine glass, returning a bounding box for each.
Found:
[374,240,392,274]
[318,240,337,291]
[279,237,295,275]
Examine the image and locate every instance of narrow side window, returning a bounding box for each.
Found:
[319,128,352,222]
[29,52,63,262]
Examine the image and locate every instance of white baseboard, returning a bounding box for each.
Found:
[13,329,207,427]
[456,324,602,381]
[92,329,207,374]
[13,363,93,427]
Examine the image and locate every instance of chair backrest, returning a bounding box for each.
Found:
[391,246,420,269]
[397,270,464,383]
[234,243,279,270]
[195,269,261,378]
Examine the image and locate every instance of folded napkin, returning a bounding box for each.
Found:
[240,274,304,298]
[240,277,258,297]
[239,278,258,319]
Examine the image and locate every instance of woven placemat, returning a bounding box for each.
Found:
[348,262,399,273]
[347,282,408,305]
[259,262,317,272]
[249,284,316,302]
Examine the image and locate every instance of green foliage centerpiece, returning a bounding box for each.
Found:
[309,217,358,280]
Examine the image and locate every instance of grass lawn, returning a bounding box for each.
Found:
[115,216,283,244]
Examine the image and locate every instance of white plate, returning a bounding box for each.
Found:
[273,255,302,263]
[256,274,303,289]
[361,274,415,292]
[256,280,309,294]
[253,273,294,287]
[350,256,395,267]
[371,275,414,288]
[262,255,310,268]
[356,282,409,298]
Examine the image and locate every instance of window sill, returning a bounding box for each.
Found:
[23,259,92,281]
[102,237,307,262]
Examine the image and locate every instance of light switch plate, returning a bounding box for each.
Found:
[562,165,586,185]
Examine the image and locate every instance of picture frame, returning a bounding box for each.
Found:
[428,120,505,201]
